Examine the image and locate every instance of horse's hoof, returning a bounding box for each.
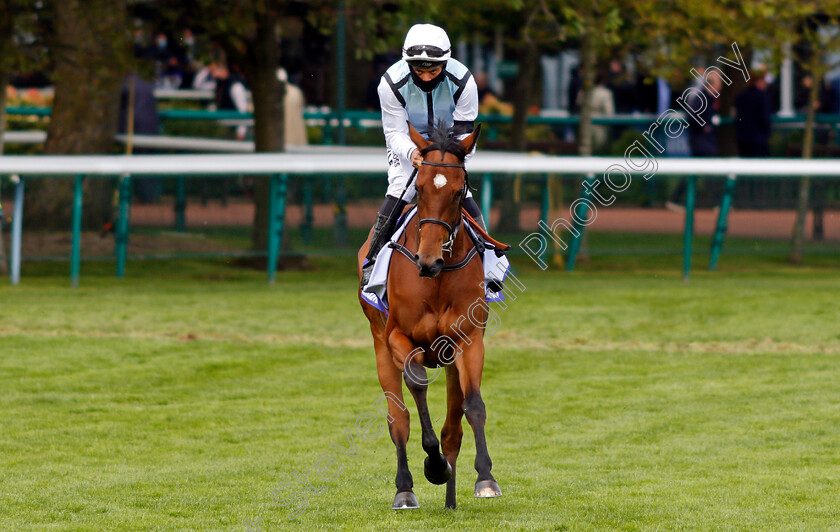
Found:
[424,455,452,485]
[392,491,419,510]
[474,479,502,498]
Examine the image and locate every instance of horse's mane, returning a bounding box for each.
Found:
[420,121,467,161]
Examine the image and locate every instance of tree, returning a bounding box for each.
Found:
[1,0,49,270]
[636,0,840,263]
[0,0,21,272]
[161,0,290,251]
[24,0,131,229]
[447,1,552,234]
[536,0,636,265]
[784,10,840,263]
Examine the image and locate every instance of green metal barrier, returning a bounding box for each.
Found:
[267,174,289,284]
[682,176,697,281]
[709,175,737,271]
[116,176,132,278]
[13,104,840,127]
[480,174,493,223]
[175,177,187,232]
[4,170,837,287]
[539,176,551,266]
[566,175,594,271]
[70,175,84,287]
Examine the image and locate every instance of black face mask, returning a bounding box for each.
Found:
[410,67,445,93]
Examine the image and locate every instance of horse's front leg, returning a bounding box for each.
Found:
[442,364,465,509]
[455,338,502,498]
[372,331,418,509]
[390,329,452,487]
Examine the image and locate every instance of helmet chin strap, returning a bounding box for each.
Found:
[410,66,446,92]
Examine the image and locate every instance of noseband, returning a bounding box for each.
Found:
[417,160,467,256]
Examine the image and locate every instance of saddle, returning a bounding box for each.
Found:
[360,206,511,314]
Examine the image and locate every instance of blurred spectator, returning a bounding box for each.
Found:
[607,59,637,113]
[567,66,581,114]
[667,73,722,210]
[664,73,692,159]
[192,61,218,91]
[734,71,772,157]
[278,68,308,146]
[177,29,201,89]
[656,77,671,115]
[687,74,722,157]
[118,71,161,203]
[118,73,160,137]
[150,33,185,89]
[180,29,197,63]
[132,25,149,58]
[585,70,615,152]
[831,77,840,115]
[159,57,185,89]
[213,63,250,140]
[152,32,172,65]
[819,76,839,115]
[635,70,658,114]
[364,54,397,112]
[476,71,513,115]
[795,75,815,114]
[794,74,838,119]
[766,74,781,114]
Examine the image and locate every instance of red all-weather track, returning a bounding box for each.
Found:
[130,199,840,241]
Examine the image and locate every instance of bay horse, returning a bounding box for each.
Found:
[358,122,501,510]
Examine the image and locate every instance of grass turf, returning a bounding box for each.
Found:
[1,254,840,530]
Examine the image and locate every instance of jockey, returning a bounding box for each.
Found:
[361,23,491,287]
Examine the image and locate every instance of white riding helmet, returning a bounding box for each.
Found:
[402,24,451,68]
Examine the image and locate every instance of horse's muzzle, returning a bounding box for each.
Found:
[415,254,444,278]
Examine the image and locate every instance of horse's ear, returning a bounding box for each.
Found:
[460,123,481,154]
[407,121,431,150]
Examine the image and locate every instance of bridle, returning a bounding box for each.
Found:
[388,157,482,272]
[417,159,467,257]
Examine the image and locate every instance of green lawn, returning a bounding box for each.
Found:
[1,255,840,530]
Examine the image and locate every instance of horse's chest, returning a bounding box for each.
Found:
[408,314,447,345]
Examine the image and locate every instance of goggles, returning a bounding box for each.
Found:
[403,45,450,59]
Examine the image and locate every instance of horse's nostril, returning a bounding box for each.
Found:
[414,254,420,262]
[434,258,444,266]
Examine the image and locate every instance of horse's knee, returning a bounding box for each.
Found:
[387,413,410,445]
[462,392,486,426]
[403,362,429,393]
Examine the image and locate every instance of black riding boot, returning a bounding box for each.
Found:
[463,195,487,231]
[361,195,407,287]
[463,196,503,293]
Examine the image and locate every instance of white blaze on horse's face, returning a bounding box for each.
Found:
[433,173,447,189]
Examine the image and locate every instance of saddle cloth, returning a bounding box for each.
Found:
[360,206,510,314]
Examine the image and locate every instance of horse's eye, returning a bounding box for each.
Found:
[454,190,463,199]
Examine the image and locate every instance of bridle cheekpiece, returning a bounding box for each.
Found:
[417,158,467,257]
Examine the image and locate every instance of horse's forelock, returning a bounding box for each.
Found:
[421,121,467,161]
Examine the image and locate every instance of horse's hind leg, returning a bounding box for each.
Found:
[402,353,452,486]
[441,365,465,509]
[372,332,418,509]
